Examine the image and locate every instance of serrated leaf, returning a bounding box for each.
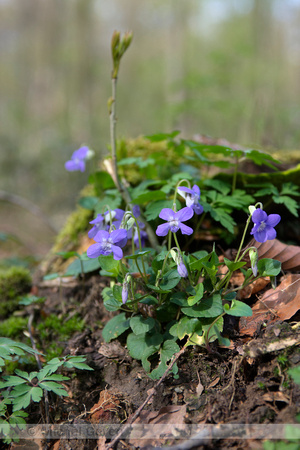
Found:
[273,196,299,217]
[102,313,130,343]
[63,362,93,371]
[11,385,43,411]
[39,381,68,396]
[0,376,28,388]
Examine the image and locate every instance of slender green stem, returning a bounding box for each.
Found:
[109,76,160,250]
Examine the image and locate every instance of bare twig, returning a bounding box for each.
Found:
[105,345,187,449]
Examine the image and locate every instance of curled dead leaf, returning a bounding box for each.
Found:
[239,274,300,336]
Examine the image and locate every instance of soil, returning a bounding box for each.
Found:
[10,271,300,450]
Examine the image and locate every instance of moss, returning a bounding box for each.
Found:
[52,206,92,254]
[0,316,28,338]
[0,266,31,318]
[36,313,85,360]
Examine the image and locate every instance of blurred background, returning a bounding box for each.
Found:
[1,0,300,260]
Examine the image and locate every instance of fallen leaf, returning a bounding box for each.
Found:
[239,274,300,336]
[129,404,187,447]
[253,239,300,271]
[262,392,290,404]
[207,377,220,389]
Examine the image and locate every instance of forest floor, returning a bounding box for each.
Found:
[9,267,300,450]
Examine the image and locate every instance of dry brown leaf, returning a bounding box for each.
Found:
[254,238,300,271]
[207,377,220,389]
[129,405,187,447]
[239,274,300,336]
[262,392,290,404]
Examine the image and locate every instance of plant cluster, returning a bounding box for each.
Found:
[59,32,299,380]
[0,337,92,444]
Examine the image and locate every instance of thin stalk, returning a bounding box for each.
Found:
[109,76,160,251]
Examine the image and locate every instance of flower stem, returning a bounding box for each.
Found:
[108,75,160,251]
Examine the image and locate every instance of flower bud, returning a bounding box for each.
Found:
[249,248,258,277]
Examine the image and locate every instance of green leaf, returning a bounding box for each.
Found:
[88,171,115,193]
[223,258,246,272]
[65,257,101,276]
[187,283,204,306]
[11,385,43,411]
[145,131,180,142]
[169,292,189,307]
[243,149,280,169]
[125,250,151,260]
[41,357,64,375]
[257,258,281,277]
[126,332,161,361]
[98,254,120,277]
[102,313,130,343]
[145,200,174,221]
[112,284,123,301]
[94,195,122,214]
[0,376,28,388]
[273,195,299,217]
[182,293,223,318]
[288,366,300,385]
[224,300,252,317]
[169,317,201,340]
[147,269,181,293]
[19,295,45,306]
[38,381,68,396]
[130,316,156,335]
[204,179,231,195]
[0,338,40,372]
[149,340,180,380]
[131,190,166,205]
[78,196,99,210]
[102,287,121,311]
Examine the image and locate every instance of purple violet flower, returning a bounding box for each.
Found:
[88,214,105,239]
[133,228,148,248]
[87,229,128,260]
[178,185,203,215]
[156,207,194,236]
[177,260,188,278]
[250,208,281,243]
[65,146,90,172]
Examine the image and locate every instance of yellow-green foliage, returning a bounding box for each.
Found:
[52,207,92,254]
[0,267,31,318]
[216,163,300,189]
[117,136,182,184]
[0,316,28,338]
